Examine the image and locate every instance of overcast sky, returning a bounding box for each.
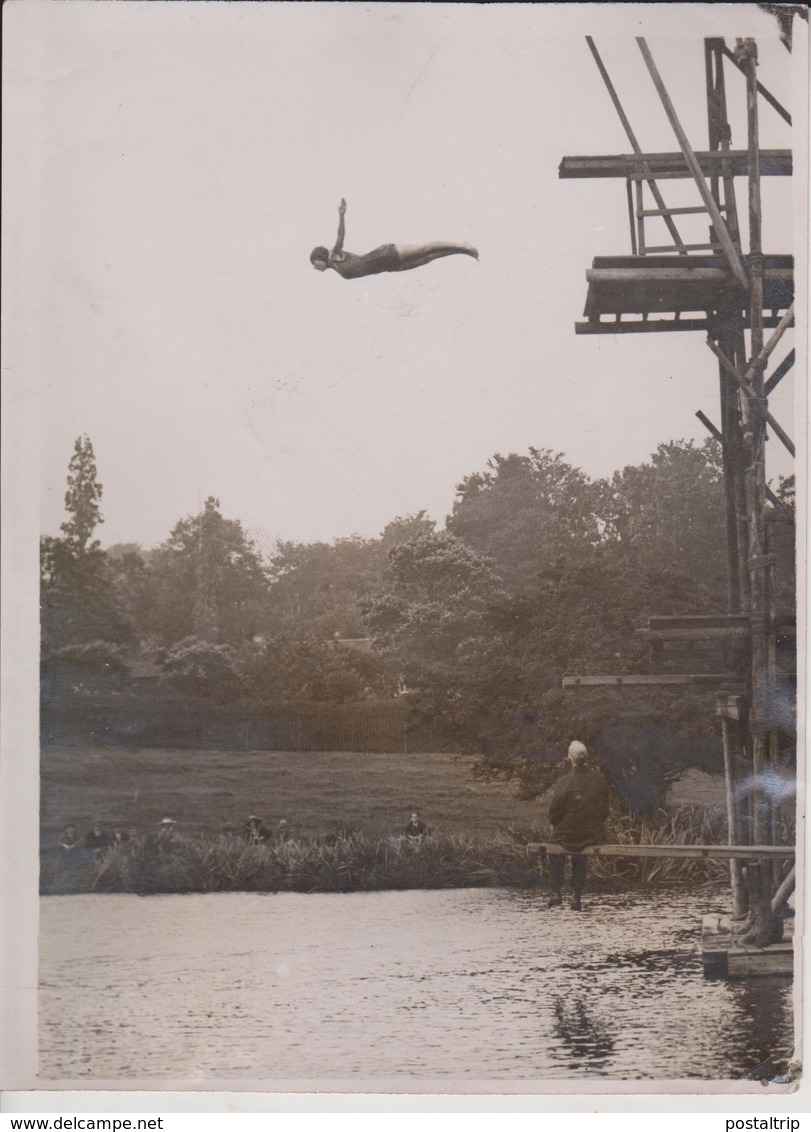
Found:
[5,1,802,555]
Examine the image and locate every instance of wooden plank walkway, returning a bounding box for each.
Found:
[529,843,794,860]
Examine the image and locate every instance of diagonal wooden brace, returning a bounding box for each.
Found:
[587,37,687,253]
[706,336,795,457]
[694,410,792,517]
[636,38,750,291]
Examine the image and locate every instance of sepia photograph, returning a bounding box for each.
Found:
[1,0,806,1102]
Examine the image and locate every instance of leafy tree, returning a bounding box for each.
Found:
[267,535,381,639]
[150,497,269,645]
[369,443,732,814]
[41,437,129,651]
[263,513,437,641]
[604,439,727,610]
[364,531,516,743]
[447,449,605,590]
[104,549,161,644]
[61,435,104,551]
[379,511,436,552]
[106,541,154,564]
[241,633,383,703]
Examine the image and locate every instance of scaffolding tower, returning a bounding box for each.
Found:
[560,35,796,940]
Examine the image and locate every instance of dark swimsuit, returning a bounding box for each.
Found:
[331,245,401,279]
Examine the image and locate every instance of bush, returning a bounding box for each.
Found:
[44,640,127,673]
[160,637,239,699]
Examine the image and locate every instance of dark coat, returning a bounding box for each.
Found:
[83,829,110,851]
[548,766,610,852]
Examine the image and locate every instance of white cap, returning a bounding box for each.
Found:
[567,741,588,764]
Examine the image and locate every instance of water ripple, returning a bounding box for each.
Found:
[39,889,793,1083]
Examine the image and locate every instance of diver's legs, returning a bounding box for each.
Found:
[394,243,479,270]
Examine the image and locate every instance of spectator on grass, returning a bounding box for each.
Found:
[156,817,179,846]
[83,821,110,853]
[111,822,130,846]
[58,824,81,853]
[404,812,429,841]
[275,819,289,842]
[547,741,610,912]
[243,815,271,845]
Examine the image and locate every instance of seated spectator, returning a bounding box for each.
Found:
[243,815,271,845]
[275,819,289,842]
[58,824,81,853]
[83,822,110,852]
[111,822,130,846]
[156,817,179,845]
[404,811,429,840]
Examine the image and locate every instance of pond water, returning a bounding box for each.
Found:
[39,888,794,1084]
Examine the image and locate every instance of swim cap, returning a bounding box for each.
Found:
[567,741,588,764]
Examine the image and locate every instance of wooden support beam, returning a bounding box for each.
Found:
[716,692,747,722]
[647,614,748,629]
[695,411,793,517]
[638,204,715,218]
[636,627,749,641]
[644,243,723,254]
[562,673,738,687]
[764,348,795,395]
[535,843,794,860]
[636,38,750,290]
[576,313,788,335]
[720,43,792,126]
[771,865,796,914]
[754,301,795,365]
[720,711,746,915]
[706,337,796,457]
[558,151,792,180]
[585,37,687,253]
[588,266,733,283]
[696,409,723,443]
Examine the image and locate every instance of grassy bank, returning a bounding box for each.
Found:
[41,805,756,895]
[41,745,759,895]
[40,746,545,848]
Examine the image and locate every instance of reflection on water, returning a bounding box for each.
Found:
[39,888,794,1082]
[552,997,616,1072]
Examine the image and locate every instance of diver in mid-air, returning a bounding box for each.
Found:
[310,199,478,279]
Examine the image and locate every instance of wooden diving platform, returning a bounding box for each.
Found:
[562,673,740,687]
[577,253,793,335]
[701,913,793,977]
[533,843,794,860]
[559,150,792,180]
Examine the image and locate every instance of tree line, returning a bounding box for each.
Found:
[41,435,795,813]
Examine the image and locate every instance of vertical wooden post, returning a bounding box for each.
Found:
[731,330,753,611]
[741,39,772,852]
[708,41,742,248]
[741,861,782,947]
[720,711,746,916]
[716,332,742,614]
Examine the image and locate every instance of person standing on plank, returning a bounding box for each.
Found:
[310,199,478,279]
[547,741,610,911]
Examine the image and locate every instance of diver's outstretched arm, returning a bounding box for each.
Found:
[332,198,347,256]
